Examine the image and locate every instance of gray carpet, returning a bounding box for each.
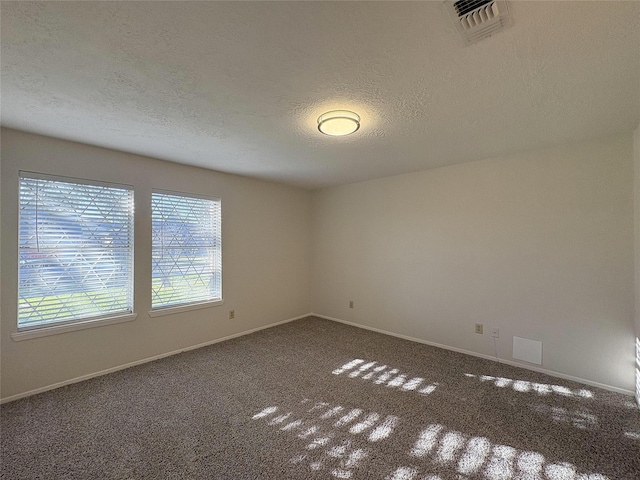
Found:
[2,316,639,479]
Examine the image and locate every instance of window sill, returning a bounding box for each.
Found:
[12,313,138,341]
[148,299,224,318]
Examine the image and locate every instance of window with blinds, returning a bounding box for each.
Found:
[151,191,222,310]
[18,173,134,329]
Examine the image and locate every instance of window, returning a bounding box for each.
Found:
[151,191,222,310]
[18,173,134,330]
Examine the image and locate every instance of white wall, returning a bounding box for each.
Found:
[0,128,313,401]
[312,134,635,392]
[2,128,636,400]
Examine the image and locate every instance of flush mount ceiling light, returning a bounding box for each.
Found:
[317,110,360,136]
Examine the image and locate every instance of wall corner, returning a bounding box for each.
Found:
[634,123,640,406]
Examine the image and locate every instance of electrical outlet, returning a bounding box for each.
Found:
[475,323,483,334]
[349,300,354,309]
[491,327,499,338]
[229,310,235,320]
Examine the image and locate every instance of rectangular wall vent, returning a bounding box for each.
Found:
[513,336,543,365]
[445,0,512,46]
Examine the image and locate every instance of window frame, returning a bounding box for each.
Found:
[149,189,223,316]
[14,172,136,339]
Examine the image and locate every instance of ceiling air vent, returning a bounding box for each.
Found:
[445,0,512,46]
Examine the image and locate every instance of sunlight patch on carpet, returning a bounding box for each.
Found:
[333,358,438,396]
[464,373,593,398]
[404,423,609,480]
[531,404,597,430]
[251,400,396,478]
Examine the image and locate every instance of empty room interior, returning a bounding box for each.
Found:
[1,1,640,479]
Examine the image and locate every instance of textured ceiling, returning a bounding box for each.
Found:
[2,1,639,189]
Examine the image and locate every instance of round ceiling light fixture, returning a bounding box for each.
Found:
[317,110,360,136]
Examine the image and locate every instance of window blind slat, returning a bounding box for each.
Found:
[18,174,134,328]
[151,191,222,309]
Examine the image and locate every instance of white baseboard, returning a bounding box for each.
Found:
[312,313,636,397]
[3,312,634,403]
[0,313,309,404]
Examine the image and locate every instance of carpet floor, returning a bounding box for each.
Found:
[1,316,639,479]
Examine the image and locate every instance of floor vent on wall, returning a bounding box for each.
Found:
[513,336,543,366]
[445,0,512,46]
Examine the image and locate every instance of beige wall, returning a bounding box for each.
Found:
[2,128,637,399]
[0,128,313,400]
[312,134,635,392]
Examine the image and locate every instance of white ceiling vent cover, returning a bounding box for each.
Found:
[445,0,512,46]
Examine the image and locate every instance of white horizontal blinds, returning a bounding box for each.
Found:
[18,174,134,328]
[151,191,221,309]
